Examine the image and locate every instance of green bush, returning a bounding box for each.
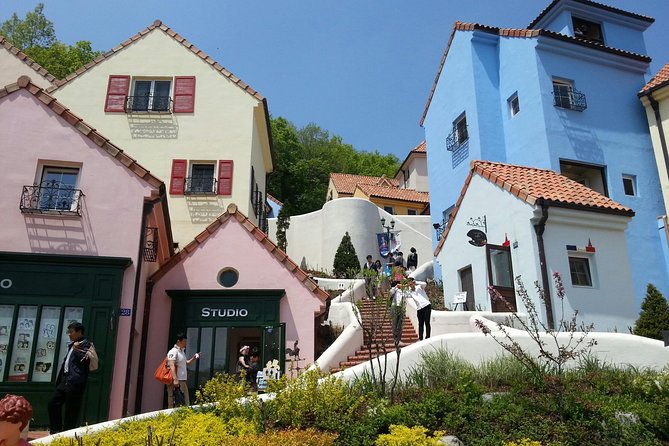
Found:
[375,425,445,446]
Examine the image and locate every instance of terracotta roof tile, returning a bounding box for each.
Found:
[528,0,653,29]
[330,173,400,195]
[640,61,669,94]
[2,76,164,190]
[421,21,650,126]
[355,183,430,204]
[0,35,56,84]
[433,160,633,256]
[266,193,283,206]
[148,203,329,302]
[47,20,266,103]
[395,140,427,179]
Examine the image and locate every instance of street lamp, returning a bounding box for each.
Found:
[380,217,395,255]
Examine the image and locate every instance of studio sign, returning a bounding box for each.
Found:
[201,307,248,318]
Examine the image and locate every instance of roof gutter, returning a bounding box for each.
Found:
[533,199,555,329]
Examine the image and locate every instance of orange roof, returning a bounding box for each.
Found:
[421,21,651,126]
[149,203,329,302]
[330,173,399,195]
[47,20,265,103]
[434,160,633,256]
[640,61,669,94]
[529,0,653,29]
[266,193,283,206]
[0,35,56,84]
[396,140,427,178]
[411,140,426,153]
[1,76,163,190]
[355,183,430,204]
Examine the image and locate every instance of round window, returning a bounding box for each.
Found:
[218,268,239,287]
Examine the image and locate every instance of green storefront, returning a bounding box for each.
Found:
[0,252,128,427]
[167,290,286,393]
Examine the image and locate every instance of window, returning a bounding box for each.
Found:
[170,159,233,195]
[572,17,603,44]
[560,160,607,196]
[408,209,417,215]
[446,113,468,151]
[20,166,84,214]
[104,75,196,113]
[569,256,593,287]
[622,174,637,196]
[129,79,171,112]
[384,206,394,215]
[187,163,216,194]
[552,78,587,111]
[508,93,520,117]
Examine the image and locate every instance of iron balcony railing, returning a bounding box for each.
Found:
[553,89,587,112]
[20,181,84,215]
[143,227,158,262]
[125,95,172,113]
[184,177,217,195]
[446,126,468,152]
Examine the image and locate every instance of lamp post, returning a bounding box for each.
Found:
[380,217,395,256]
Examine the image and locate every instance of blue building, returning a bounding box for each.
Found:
[422,0,669,306]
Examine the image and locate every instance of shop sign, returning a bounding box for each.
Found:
[201,307,249,318]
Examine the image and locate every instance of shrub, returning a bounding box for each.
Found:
[633,284,669,340]
[333,231,360,278]
[375,424,445,446]
[504,440,543,446]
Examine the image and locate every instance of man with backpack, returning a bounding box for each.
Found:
[47,322,92,434]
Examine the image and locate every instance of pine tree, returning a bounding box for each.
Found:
[333,232,360,278]
[633,284,669,340]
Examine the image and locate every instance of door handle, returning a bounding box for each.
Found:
[110,310,115,332]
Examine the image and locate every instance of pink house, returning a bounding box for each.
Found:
[142,203,328,412]
[0,76,173,426]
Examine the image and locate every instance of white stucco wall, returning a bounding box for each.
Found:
[439,174,636,332]
[268,198,433,273]
[51,30,271,246]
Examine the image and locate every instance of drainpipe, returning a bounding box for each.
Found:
[647,94,669,194]
[134,278,154,414]
[122,199,153,416]
[533,200,555,329]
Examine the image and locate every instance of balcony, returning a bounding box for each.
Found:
[20,181,84,215]
[125,95,172,113]
[184,177,217,195]
[446,127,468,152]
[553,89,587,112]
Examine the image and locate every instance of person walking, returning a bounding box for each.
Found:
[48,322,91,434]
[407,247,418,271]
[409,277,432,340]
[363,255,378,298]
[166,333,200,408]
[389,282,409,344]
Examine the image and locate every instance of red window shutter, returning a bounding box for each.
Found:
[217,160,233,195]
[104,75,130,112]
[169,159,188,195]
[173,76,196,113]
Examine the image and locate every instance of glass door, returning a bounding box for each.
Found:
[486,244,517,312]
[261,324,285,375]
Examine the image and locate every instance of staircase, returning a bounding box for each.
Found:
[330,299,418,373]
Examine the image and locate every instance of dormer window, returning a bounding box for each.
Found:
[572,17,603,44]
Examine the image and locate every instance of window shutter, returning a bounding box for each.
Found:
[104,75,130,112]
[217,160,233,195]
[173,76,196,113]
[169,159,188,195]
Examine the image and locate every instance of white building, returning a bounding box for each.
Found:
[436,160,636,331]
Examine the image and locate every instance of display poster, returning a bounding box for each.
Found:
[7,306,37,382]
[32,306,62,382]
[453,292,467,304]
[0,305,15,382]
[56,307,84,373]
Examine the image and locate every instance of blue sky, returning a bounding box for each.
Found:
[2,1,668,159]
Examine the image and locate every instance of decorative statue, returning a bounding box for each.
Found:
[0,394,32,446]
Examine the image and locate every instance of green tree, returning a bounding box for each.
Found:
[333,232,360,278]
[267,117,400,216]
[276,207,290,252]
[633,284,669,340]
[1,4,102,79]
